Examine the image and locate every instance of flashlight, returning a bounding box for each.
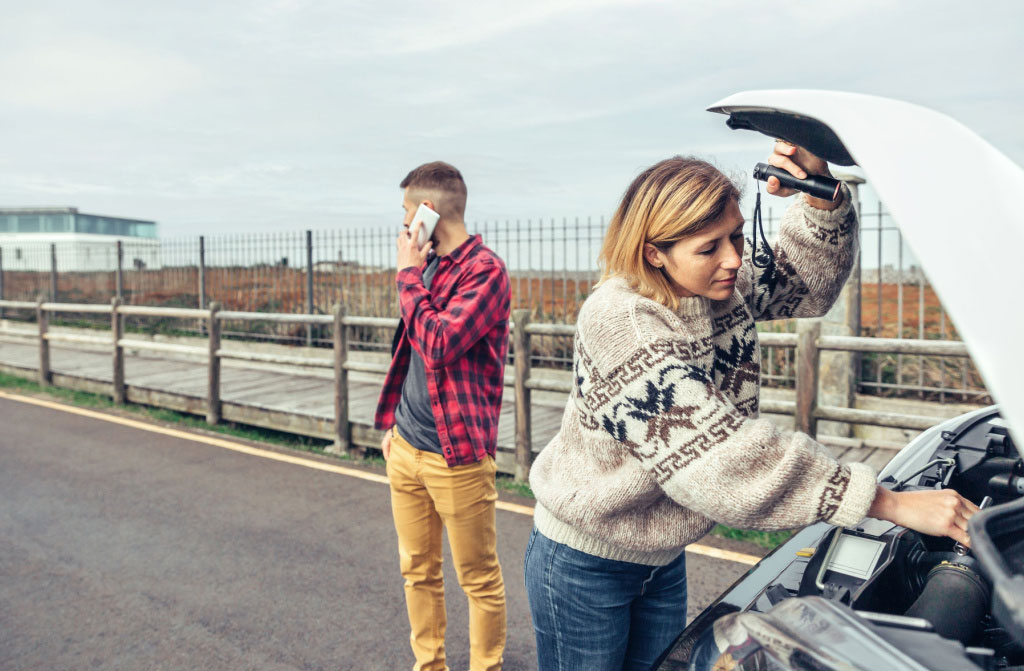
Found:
[753,163,842,202]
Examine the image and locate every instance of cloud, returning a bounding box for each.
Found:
[4,175,124,197]
[190,162,297,191]
[0,32,204,113]
[382,0,654,55]
[0,0,1020,237]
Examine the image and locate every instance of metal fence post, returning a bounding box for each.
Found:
[37,300,51,386]
[111,296,125,404]
[207,302,221,424]
[0,247,4,321]
[306,230,314,346]
[796,320,822,437]
[513,309,533,482]
[331,303,355,456]
[49,244,58,301]
[115,240,124,300]
[198,235,206,310]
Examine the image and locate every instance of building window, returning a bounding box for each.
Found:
[42,214,71,232]
[18,215,40,233]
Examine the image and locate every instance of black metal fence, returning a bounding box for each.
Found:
[0,202,989,402]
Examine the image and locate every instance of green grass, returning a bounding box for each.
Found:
[0,371,341,459]
[496,477,534,498]
[0,371,117,409]
[710,525,793,549]
[0,370,788,550]
[0,370,536,489]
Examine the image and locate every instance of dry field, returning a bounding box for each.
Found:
[3,268,962,344]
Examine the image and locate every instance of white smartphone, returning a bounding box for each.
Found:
[412,203,440,249]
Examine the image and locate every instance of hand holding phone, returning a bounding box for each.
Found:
[412,203,440,249]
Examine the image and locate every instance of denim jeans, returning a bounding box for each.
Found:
[524,527,687,671]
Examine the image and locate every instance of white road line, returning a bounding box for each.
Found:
[0,390,761,566]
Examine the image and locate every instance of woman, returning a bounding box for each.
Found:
[524,142,978,671]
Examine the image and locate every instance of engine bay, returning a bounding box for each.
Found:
[656,407,1024,670]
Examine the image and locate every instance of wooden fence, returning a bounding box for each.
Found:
[0,299,973,481]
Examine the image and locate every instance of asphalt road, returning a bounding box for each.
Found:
[0,394,758,670]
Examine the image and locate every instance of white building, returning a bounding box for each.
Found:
[0,208,160,271]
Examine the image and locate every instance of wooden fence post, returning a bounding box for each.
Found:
[513,309,533,482]
[111,296,125,404]
[331,303,356,456]
[37,300,50,386]
[796,320,822,437]
[207,302,221,424]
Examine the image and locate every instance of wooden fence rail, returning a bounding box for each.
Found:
[0,299,976,482]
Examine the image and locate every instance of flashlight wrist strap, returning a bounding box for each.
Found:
[751,186,775,271]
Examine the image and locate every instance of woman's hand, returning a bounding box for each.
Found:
[765,140,841,211]
[868,486,981,547]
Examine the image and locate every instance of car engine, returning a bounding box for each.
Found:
[656,406,1024,671]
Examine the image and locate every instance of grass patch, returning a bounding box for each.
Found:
[710,525,793,550]
[0,371,118,410]
[496,476,533,498]
[0,371,351,461]
[0,370,529,487]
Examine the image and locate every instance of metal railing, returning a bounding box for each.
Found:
[0,203,987,401]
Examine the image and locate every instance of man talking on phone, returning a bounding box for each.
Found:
[375,161,510,671]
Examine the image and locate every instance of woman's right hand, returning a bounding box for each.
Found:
[766,140,841,211]
[867,486,980,547]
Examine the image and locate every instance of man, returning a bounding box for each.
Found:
[375,161,510,671]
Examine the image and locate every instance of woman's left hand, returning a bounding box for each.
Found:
[868,486,981,548]
[765,141,841,210]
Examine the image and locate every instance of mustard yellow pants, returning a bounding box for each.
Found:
[387,427,506,671]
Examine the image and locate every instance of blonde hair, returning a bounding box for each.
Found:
[597,156,741,310]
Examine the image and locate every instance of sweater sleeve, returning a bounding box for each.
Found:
[579,328,877,531]
[743,185,859,322]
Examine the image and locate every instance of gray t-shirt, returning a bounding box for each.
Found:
[394,256,443,454]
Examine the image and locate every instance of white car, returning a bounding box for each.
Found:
[654,90,1024,671]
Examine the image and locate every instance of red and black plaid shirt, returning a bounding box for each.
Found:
[374,235,510,466]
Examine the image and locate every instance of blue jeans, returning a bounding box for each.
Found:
[524,527,687,671]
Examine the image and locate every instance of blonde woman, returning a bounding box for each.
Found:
[524,143,978,671]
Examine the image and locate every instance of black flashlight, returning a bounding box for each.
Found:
[753,163,842,202]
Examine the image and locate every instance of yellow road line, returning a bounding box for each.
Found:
[0,390,392,485]
[0,390,760,566]
[685,543,761,565]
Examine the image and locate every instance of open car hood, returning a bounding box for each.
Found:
[708,90,1024,458]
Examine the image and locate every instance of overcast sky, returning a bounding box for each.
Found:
[1,0,1021,238]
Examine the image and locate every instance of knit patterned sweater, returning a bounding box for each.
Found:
[529,188,878,566]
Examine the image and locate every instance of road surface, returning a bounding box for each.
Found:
[0,393,759,670]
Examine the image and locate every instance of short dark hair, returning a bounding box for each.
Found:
[400,161,468,219]
[400,161,467,198]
